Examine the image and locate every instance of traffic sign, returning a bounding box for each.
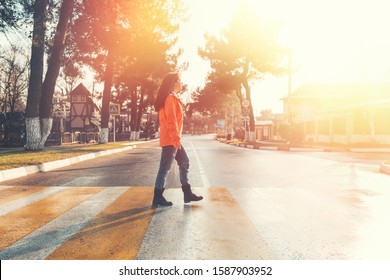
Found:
[242,108,249,116]
[109,104,120,116]
[242,100,250,107]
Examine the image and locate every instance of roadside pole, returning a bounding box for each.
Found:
[242,99,250,141]
[112,116,116,142]
[109,103,120,143]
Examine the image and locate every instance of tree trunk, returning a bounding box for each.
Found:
[41,0,74,118]
[100,128,109,143]
[25,118,43,150]
[39,0,74,146]
[235,86,244,106]
[25,0,74,150]
[130,87,138,140]
[136,88,145,138]
[242,78,255,142]
[99,49,114,144]
[25,0,47,150]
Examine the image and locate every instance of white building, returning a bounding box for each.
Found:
[283,83,390,145]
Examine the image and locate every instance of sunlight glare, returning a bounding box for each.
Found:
[176,0,390,111]
[177,0,236,99]
[247,0,390,84]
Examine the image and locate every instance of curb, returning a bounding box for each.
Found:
[219,139,390,176]
[220,139,390,153]
[350,148,390,153]
[380,162,390,175]
[231,143,323,152]
[0,140,158,183]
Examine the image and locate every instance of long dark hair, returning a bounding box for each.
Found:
[154,72,179,111]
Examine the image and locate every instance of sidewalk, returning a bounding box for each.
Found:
[219,138,390,175]
[220,138,390,152]
[0,139,158,183]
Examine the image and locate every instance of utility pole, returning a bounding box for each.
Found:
[288,48,292,98]
[287,48,293,124]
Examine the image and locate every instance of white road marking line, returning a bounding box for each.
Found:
[0,187,70,217]
[0,177,104,217]
[190,141,210,188]
[136,190,195,260]
[62,176,103,186]
[0,187,129,260]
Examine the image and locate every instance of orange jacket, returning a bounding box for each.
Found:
[159,94,184,147]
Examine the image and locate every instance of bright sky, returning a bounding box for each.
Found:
[3,0,390,115]
[177,0,390,114]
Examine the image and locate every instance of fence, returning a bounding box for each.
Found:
[46,131,100,146]
[1,129,151,147]
[46,131,150,146]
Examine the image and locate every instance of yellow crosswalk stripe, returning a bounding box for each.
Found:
[0,187,104,251]
[46,187,155,260]
[0,186,47,205]
[192,188,275,259]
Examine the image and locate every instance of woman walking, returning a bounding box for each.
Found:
[152,72,203,207]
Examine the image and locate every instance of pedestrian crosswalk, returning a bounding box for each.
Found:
[0,186,275,260]
[6,183,387,260]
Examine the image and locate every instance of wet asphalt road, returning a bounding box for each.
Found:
[2,134,390,259]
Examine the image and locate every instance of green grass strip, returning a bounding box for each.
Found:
[0,142,133,171]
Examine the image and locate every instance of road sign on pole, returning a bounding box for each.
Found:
[109,104,120,116]
[242,108,250,117]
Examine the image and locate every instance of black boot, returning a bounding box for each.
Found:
[182,184,203,203]
[152,188,173,207]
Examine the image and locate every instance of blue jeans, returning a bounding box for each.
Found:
[155,145,190,189]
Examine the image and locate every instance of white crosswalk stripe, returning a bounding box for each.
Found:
[0,187,129,260]
[0,187,70,217]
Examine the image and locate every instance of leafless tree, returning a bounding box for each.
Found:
[0,45,29,114]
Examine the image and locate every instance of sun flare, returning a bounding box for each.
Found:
[178,0,390,111]
[232,0,390,83]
